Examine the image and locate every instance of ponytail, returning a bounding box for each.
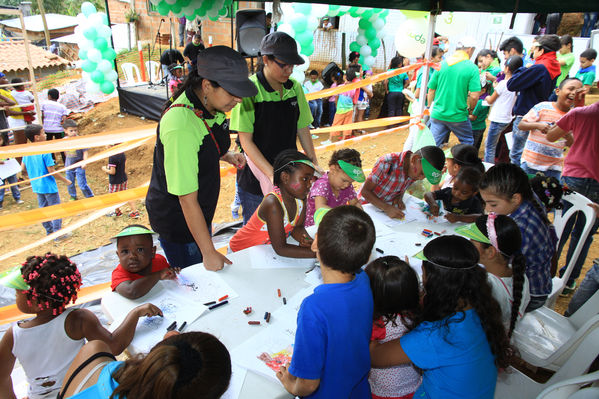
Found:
[507,253,526,337]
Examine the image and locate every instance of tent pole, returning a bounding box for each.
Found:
[416,12,437,117]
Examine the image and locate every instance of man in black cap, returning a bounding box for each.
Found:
[230,32,321,224]
[160,48,184,83]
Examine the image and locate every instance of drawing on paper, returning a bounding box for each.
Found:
[257,345,293,372]
[141,315,165,329]
[177,274,199,292]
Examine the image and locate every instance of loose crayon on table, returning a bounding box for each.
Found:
[375,248,384,254]
[264,311,269,320]
[283,297,287,305]
[277,289,281,297]
[209,300,228,310]
[218,295,228,302]
[423,229,432,234]
[203,301,216,306]
[248,321,261,325]
[243,307,252,315]
[266,313,271,323]
[166,321,177,331]
[415,243,422,246]
[178,321,187,332]
[434,231,441,236]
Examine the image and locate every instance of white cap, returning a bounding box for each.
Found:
[457,36,478,49]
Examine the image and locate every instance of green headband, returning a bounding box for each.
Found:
[337,160,365,183]
[412,250,479,270]
[313,207,331,227]
[421,157,442,185]
[112,225,156,241]
[455,223,491,244]
[0,267,30,290]
[274,159,317,174]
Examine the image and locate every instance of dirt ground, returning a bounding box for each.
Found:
[1,96,597,314]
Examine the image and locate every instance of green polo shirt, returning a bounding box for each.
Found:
[159,91,226,196]
[388,72,409,92]
[575,69,596,86]
[428,58,481,123]
[556,52,575,87]
[470,99,490,130]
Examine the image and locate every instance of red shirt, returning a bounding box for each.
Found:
[111,254,170,291]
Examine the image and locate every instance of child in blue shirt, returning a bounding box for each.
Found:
[21,124,71,236]
[277,206,375,398]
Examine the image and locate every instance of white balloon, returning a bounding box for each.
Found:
[312,4,329,18]
[374,18,385,31]
[79,39,93,51]
[76,13,87,25]
[85,81,100,94]
[87,48,102,63]
[149,0,161,4]
[300,54,310,65]
[213,0,225,10]
[364,55,375,66]
[206,8,219,18]
[164,0,176,5]
[359,45,372,57]
[395,18,428,58]
[340,6,351,12]
[307,17,319,31]
[97,59,113,73]
[436,12,467,37]
[96,24,112,38]
[278,23,295,37]
[376,30,386,39]
[106,70,118,82]
[357,28,365,35]
[88,14,103,27]
[295,40,302,54]
[291,69,305,83]
[327,9,339,17]
[356,34,368,46]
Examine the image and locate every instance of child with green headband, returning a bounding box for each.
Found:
[361,146,445,219]
[305,149,365,227]
[111,224,177,299]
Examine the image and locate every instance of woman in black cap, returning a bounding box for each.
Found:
[146,45,258,271]
[230,31,321,224]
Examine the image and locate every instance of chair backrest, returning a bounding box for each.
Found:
[569,289,599,329]
[536,370,599,399]
[145,60,162,83]
[548,191,596,306]
[548,324,599,384]
[120,62,142,84]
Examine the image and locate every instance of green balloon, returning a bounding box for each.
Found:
[79,49,88,60]
[372,8,383,14]
[348,7,359,17]
[218,7,227,16]
[291,14,307,33]
[294,3,311,15]
[361,10,373,20]
[371,48,378,57]
[358,18,371,30]
[329,5,340,11]
[94,37,108,51]
[302,42,314,56]
[83,26,97,41]
[179,0,191,7]
[91,70,105,83]
[349,41,360,52]
[100,80,115,94]
[81,2,96,17]
[365,27,377,40]
[81,60,97,72]
[368,38,381,49]
[157,1,170,16]
[102,47,116,61]
[380,9,389,18]
[209,15,219,21]
[296,31,313,47]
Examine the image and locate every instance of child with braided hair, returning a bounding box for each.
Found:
[0,253,162,399]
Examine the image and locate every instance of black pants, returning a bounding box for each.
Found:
[387,91,405,117]
[46,132,66,163]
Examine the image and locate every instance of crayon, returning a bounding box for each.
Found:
[178,321,187,332]
[166,321,177,331]
[375,248,384,254]
[218,295,228,302]
[248,321,261,325]
[277,289,281,297]
[203,301,216,306]
[209,300,228,310]
[283,297,287,305]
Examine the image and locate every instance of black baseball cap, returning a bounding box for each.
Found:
[196,46,258,98]
[259,32,304,65]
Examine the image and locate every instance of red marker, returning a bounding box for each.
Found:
[277,289,281,297]
[218,295,228,302]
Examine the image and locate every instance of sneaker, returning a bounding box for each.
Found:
[105,209,123,217]
[311,134,319,139]
[559,281,577,297]
[16,199,24,204]
[69,197,77,201]
[320,139,332,145]
[129,211,140,219]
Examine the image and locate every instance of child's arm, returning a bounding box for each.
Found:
[445,213,480,223]
[260,195,315,258]
[290,201,313,248]
[423,192,440,216]
[370,339,411,368]
[66,303,163,355]
[115,268,177,299]
[485,90,499,105]
[361,179,405,219]
[81,149,89,170]
[517,120,550,133]
[0,327,17,399]
[347,197,362,209]
[277,365,320,396]
[47,165,71,186]
[101,165,116,175]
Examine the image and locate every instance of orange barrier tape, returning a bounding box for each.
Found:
[0,125,157,158]
[315,123,413,152]
[310,115,414,134]
[0,136,155,190]
[0,183,149,232]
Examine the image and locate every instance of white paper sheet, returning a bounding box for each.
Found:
[246,245,316,270]
[0,158,20,180]
[160,266,239,305]
[221,363,247,399]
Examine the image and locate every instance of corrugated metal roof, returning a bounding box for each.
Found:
[0,14,78,32]
[0,41,71,72]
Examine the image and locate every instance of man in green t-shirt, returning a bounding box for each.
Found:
[427,36,482,146]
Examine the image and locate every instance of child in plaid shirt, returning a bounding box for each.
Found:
[360,146,445,219]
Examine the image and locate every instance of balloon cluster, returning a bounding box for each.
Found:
[345,7,389,70]
[75,2,118,95]
[149,0,234,21]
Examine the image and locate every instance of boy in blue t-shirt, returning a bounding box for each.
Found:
[21,124,71,235]
[277,206,375,398]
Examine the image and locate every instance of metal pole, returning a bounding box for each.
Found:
[416,13,437,117]
[230,4,234,48]
[35,0,51,48]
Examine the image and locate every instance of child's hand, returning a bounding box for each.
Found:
[164,330,180,340]
[65,179,72,186]
[430,203,440,216]
[135,303,163,318]
[445,213,459,223]
[160,267,179,280]
[384,204,405,219]
[276,363,294,390]
[538,123,551,134]
[298,233,313,247]
[392,196,406,210]
[587,203,599,217]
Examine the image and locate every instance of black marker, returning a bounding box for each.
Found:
[178,321,187,332]
[209,300,228,310]
[203,301,216,306]
[166,321,177,331]
[375,248,384,254]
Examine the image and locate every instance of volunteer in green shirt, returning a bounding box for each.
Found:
[146,46,257,271]
[230,32,320,224]
[427,36,482,146]
[385,56,409,117]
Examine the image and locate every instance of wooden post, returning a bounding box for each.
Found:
[35,0,51,49]
[19,11,41,123]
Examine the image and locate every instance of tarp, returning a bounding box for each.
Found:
[289,1,596,13]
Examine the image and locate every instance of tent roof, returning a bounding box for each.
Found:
[0,14,78,32]
[291,1,596,14]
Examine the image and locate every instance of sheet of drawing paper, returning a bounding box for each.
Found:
[221,362,246,399]
[0,158,20,180]
[247,245,316,270]
[160,266,239,304]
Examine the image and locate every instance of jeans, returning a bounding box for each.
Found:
[509,116,527,167]
[308,99,323,128]
[484,121,509,163]
[520,162,562,180]
[328,101,336,126]
[565,262,599,316]
[37,192,61,234]
[237,185,264,225]
[558,176,599,287]
[582,12,599,37]
[178,22,186,46]
[159,237,203,269]
[526,295,548,312]
[0,174,21,204]
[472,128,485,151]
[429,118,474,146]
[387,91,405,117]
[66,167,94,199]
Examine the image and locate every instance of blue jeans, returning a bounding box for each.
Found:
[565,262,599,316]
[582,12,599,37]
[237,185,263,225]
[509,116,527,166]
[484,121,509,163]
[37,192,61,234]
[158,237,203,269]
[520,162,562,180]
[558,176,599,287]
[328,101,336,126]
[429,118,474,146]
[308,99,322,128]
[66,167,94,199]
[387,91,405,117]
[0,174,21,204]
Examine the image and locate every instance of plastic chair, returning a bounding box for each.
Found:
[145,60,162,84]
[494,323,599,398]
[536,370,599,399]
[120,62,142,85]
[511,290,599,370]
[547,191,596,307]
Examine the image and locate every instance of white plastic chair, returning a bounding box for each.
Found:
[120,62,142,85]
[494,323,599,398]
[547,191,596,307]
[511,290,599,371]
[536,370,599,399]
[145,60,162,84]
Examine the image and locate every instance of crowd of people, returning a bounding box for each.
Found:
[0,22,597,399]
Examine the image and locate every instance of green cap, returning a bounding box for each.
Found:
[421,157,443,185]
[112,225,156,241]
[313,207,331,227]
[337,160,365,183]
[455,223,491,244]
[0,267,30,290]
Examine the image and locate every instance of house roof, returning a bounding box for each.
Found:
[0,41,71,73]
[0,14,78,32]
